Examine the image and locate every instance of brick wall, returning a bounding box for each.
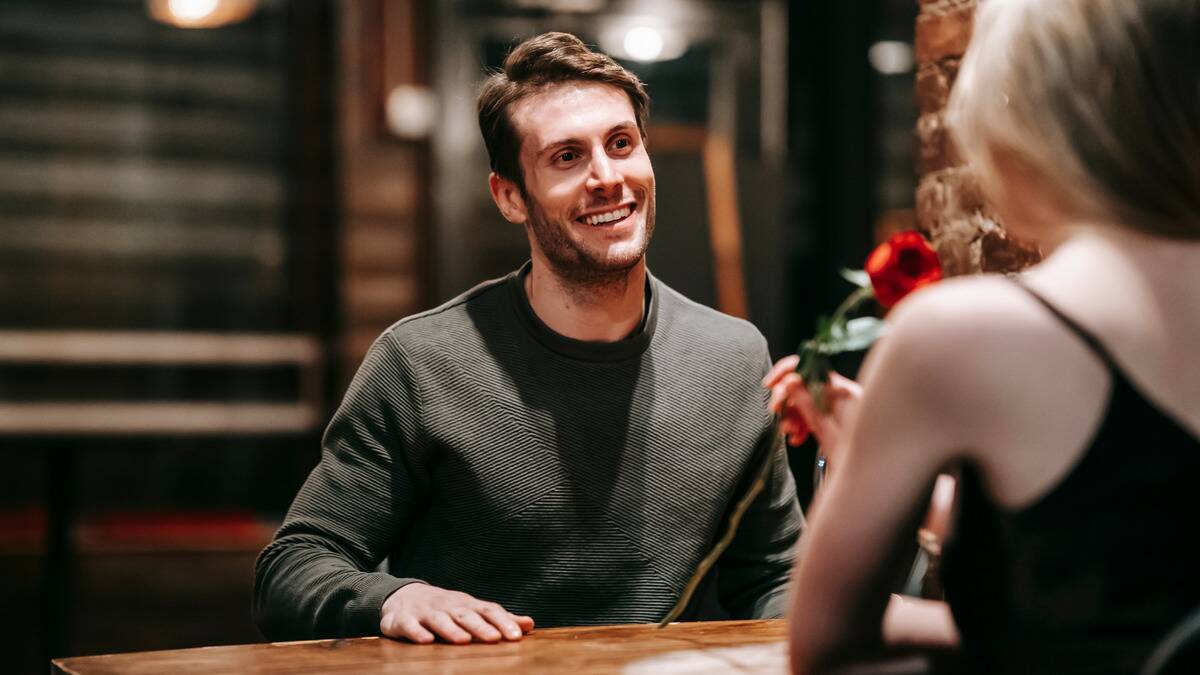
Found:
[914,0,1041,275]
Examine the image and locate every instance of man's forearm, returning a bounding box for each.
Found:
[253,536,414,640]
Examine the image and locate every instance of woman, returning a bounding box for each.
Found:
[766,0,1200,672]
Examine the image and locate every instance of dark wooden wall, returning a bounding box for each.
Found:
[0,0,293,332]
[0,1,337,669]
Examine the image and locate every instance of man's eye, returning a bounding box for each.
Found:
[612,137,630,149]
[557,151,577,163]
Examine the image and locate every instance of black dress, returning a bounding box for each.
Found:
[940,283,1200,675]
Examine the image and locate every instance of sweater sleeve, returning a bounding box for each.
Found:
[253,333,425,640]
[715,361,805,619]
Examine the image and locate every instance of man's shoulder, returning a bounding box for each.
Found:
[381,273,514,350]
[654,277,768,357]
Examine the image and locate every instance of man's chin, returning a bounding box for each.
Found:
[528,208,652,285]
[548,249,644,285]
[584,239,648,272]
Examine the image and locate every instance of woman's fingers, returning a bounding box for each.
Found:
[762,354,801,388]
[828,372,864,401]
[790,378,822,423]
[771,373,817,446]
[763,360,865,449]
[779,417,811,446]
[768,372,811,414]
[770,373,817,422]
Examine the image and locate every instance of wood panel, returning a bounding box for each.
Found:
[0,331,319,365]
[0,3,271,62]
[0,156,281,207]
[335,0,431,379]
[0,0,291,334]
[0,4,336,667]
[0,99,279,162]
[0,53,280,111]
[51,620,790,674]
[0,256,286,330]
[0,215,283,264]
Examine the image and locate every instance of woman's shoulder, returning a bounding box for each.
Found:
[883,273,1067,361]
[883,273,1104,415]
[874,274,1112,460]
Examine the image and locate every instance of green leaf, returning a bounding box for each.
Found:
[814,315,833,342]
[796,342,819,377]
[795,341,833,413]
[840,317,887,351]
[811,317,886,354]
[840,268,871,289]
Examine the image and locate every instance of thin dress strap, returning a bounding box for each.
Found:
[1008,278,1120,371]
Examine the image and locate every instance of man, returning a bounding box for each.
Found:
[254,31,802,645]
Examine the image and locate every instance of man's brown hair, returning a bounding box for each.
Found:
[477,32,650,190]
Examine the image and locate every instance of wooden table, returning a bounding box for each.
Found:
[53,620,790,674]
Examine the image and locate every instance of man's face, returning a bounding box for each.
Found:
[503,82,656,284]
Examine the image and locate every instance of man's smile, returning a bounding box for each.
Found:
[575,201,636,226]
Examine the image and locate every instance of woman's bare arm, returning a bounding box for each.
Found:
[786,288,988,674]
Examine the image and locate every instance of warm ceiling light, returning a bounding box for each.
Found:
[600,21,687,64]
[146,0,258,29]
[169,0,219,22]
[623,27,665,62]
[868,41,915,75]
[386,85,438,140]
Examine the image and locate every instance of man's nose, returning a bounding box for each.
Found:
[586,152,622,195]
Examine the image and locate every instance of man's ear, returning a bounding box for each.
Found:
[488,172,528,224]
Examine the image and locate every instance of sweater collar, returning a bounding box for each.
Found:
[508,260,658,362]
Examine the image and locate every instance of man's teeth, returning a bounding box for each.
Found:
[584,206,631,225]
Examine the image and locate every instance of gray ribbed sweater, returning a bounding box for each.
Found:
[253,264,803,640]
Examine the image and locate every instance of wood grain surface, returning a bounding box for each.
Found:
[51,620,788,674]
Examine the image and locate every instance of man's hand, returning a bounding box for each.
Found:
[379,582,534,644]
[763,355,863,454]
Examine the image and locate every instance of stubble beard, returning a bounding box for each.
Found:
[524,187,656,297]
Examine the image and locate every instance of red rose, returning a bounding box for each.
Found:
[865,231,942,308]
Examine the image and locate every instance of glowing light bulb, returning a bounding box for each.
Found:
[386,85,437,140]
[167,0,219,21]
[868,41,914,75]
[623,26,664,62]
[148,0,258,29]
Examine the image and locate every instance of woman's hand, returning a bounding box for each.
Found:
[763,355,863,456]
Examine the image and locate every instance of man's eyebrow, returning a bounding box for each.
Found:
[535,122,638,158]
[605,121,638,136]
[536,137,582,157]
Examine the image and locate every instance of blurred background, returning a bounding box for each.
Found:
[0,0,919,670]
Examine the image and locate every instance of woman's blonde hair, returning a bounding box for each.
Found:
[948,0,1199,238]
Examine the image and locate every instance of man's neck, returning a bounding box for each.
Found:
[524,257,647,342]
